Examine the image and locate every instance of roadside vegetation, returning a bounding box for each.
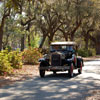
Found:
[0,48,42,75]
[0,0,100,75]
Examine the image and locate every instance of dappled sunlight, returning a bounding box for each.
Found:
[59,88,69,92]
[80,73,100,80]
[0,74,100,100]
[84,59,100,66]
[70,85,78,89]
[0,0,100,99]
[0,60,100,100]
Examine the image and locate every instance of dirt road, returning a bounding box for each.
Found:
[0,59,100,100]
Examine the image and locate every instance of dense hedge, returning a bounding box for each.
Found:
[22,47,42,65]
[0,49,22,75]
[0,50,13,75]
[0,48,42,75]
[78,48,96,57]
[8,50,23,69]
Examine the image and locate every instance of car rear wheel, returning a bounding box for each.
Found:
[78,62,82,74]
[40,70,45,78]
[68,63,74,78]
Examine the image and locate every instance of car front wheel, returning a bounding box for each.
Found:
[68,63,74,78]
[40,70,45,78]
[53,71,56,75]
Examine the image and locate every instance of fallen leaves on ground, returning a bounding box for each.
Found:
[86,90,100,100]
[0,65,39,87]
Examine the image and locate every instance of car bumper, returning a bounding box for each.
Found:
[39,66,70,71]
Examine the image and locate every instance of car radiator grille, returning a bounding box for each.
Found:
[51,54,61,66]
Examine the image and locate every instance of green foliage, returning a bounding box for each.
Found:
[22,47,42,65]
[0,50,13,75]
[30,34,40,48]
[8,50,23,69]
[78,49,89,57]
[1,0,100,55]
[6,46,12,52]
[0,49,23,75]
[88,48,96,56]
[78,48,96,57]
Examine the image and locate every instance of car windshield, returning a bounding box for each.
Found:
[50,45,74,51]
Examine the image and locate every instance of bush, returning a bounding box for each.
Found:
[88,48,96,56]
[78,49,89,57]
[0,50,13,75]
[0,49,23,75]
[22,47,42,65]
[30,34,40,48]
[41,48,49,54]
[78,48,96,57]
[8,50,23,69]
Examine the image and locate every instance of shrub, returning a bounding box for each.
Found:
[78,49,89,57]
[0,50,13,75]
[22,47,42,65]
[6,46,12,52]
[88,48,96,56]
[78,48,96,57]
[0,49,23,75]
[8,50,23,69]
[30,34,40,48]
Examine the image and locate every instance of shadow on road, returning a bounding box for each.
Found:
[0,72,100,100]
[44,72,79,79]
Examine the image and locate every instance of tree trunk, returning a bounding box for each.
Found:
[96,43,100,55]
[0,17,5,51]
[59,29,68,41]
[0,32,3,51]
[48,33,54,45]
[21,34,25,51]
[85,29,94,50]
[3,34,10,49]
[84,35,89,50]
[63,33,68,41]
[39,35,47,48]
[85,38,89,50]
[28,34,31,46]
[70,20,81,41]
[70,35,74,41]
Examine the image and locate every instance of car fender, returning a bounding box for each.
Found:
[40,60,50,67]
[38,58,45,62]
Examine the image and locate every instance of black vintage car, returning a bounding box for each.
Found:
[39,42,84,78]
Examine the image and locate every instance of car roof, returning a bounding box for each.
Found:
[51,41,77,46]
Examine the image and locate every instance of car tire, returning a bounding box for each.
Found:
[78,61,82,74]
[53,71,56,75]
[69,63,74,78]
[40,70,45,78]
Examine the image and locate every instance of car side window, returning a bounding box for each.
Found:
[62,46,66,50]
[69,46,73,51]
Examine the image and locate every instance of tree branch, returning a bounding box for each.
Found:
[21,17,35,26]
